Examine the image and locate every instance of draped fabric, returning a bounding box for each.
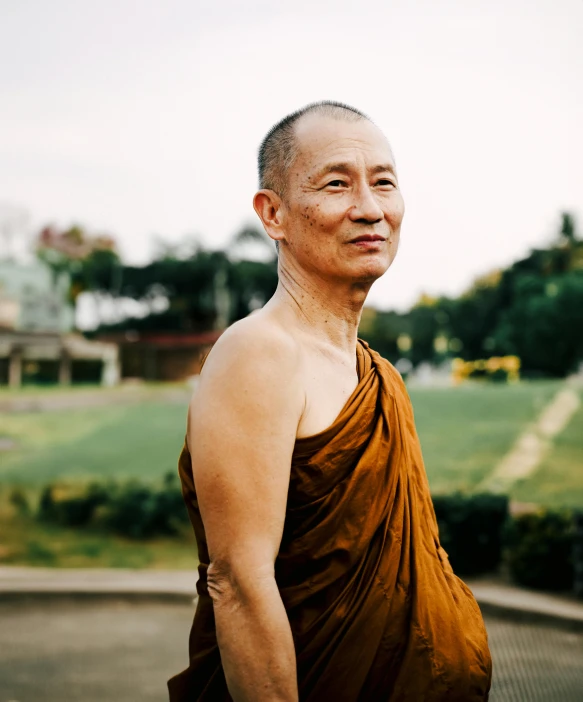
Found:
[168,338,492,701]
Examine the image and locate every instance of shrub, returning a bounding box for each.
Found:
[98,472,188,539]
[504,510,574,591]
[432,492,509,576]
[37,472,189,539]
[8,487,30,515]
[38,482,110,527]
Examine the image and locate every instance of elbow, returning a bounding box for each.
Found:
[207,559,237,605]
[207,558,275,607]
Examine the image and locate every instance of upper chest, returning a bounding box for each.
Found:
[295,349,359,439]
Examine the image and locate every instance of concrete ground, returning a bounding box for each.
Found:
[1,599,582,702]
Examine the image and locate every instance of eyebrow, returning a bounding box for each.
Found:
[312,162,397,179]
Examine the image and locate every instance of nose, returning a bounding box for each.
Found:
[348,184,384,224]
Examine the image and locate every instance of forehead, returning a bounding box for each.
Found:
[292,114,395,177]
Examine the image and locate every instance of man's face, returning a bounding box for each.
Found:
[280,114,405,284]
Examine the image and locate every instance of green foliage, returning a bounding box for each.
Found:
[36,224,120,304]
[361,211,583,377]
[493,272,583,376]
[504,510,575,590]
[99,473,188,539]
[8,486,30,515]
[432,493,509,575]
[358,309,404,363]
[37,473,189,539]
[52,210,580,378]
[91,249,278,334]
[39,481,110,527]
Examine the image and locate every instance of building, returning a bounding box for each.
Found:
[94,329,222,382]
[0,260,119,388]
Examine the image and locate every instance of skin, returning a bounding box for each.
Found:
[187,113,405,701]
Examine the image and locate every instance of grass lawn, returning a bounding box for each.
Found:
[510,391,583,508]
[0,400,189,485]
[410,381,562,494]
[0,512,197,569]
[1,379,581,568]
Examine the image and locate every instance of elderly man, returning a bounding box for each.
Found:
[167,101,492,702]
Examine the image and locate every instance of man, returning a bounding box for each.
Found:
[168,101,492,701]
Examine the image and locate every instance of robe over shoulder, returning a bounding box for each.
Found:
[167,338,492,701]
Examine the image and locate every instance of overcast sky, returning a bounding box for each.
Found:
[1,0,581,311]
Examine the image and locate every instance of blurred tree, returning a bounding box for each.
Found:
[358,308,404,363]
[441,270,503,360]
[407,297,440,367]
[39,211,583,377]
[493,272,583,376]
[230,224,278,263]
[36,224,120,309]
[365,211,583,376]
[93,244,278,335]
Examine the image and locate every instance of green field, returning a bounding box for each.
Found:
[510,396,583,509]
[1,380,582,567]
[0,380,580,500]
[0,510,197,569]
[409,381,564,494]
[0,400,188,485]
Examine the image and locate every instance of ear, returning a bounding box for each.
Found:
[253,190,286,246]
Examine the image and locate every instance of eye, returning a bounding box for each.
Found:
[376,178,396,188]
[326,179,347,188]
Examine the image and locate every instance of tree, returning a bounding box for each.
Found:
[36,225,120,311]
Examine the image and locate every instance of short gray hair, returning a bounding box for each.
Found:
[258,101,370,199]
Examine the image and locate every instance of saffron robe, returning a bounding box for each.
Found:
[167,338,492,701]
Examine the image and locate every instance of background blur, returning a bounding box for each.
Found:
[1,1,582,701]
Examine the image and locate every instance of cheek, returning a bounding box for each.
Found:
[298,203,336,232]
[388,194,405,227]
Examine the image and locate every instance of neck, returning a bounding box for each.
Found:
[266,253,373,353]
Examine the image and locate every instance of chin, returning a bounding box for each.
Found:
[353,254,393,281]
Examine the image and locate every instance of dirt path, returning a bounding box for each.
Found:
[477,385,581,494]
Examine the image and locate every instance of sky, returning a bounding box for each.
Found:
[1,0,582,314]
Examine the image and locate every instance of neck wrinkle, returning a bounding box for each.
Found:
[271,255,370,354]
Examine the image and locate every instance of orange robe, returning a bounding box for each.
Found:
[168,338,492,701]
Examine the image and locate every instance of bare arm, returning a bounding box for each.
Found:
[188,324,304,702]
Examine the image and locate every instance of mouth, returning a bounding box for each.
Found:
[348,235,386,243]
[348,235,387,250]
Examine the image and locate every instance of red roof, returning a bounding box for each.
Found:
[96,329,224,347]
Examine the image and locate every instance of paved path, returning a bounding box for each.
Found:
[1,599,582,702]
[3,567,583,630]
[0,386,191,414]
[0,567,197,600]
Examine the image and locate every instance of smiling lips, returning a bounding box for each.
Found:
[349,235,386,244]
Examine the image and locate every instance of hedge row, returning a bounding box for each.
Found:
[14,479,582,593]
[433,492,579,593]
[36,472,189,539]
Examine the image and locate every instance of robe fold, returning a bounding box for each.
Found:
[167,338,492,701]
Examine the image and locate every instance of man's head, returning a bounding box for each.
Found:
[253,101,405,284]
[258,102,368,200]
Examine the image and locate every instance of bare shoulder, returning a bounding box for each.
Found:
[189,312,304,430]
[200,313,301,384]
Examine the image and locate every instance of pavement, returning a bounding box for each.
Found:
[0,385,191,414]
[1,567,583,701]
[2,566,583,630]
[0,566,198,603]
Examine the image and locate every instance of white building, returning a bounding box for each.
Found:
[0,260,119,388]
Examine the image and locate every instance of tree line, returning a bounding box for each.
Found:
[38,213,583,378]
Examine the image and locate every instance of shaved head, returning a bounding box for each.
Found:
[258,101,371,199]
